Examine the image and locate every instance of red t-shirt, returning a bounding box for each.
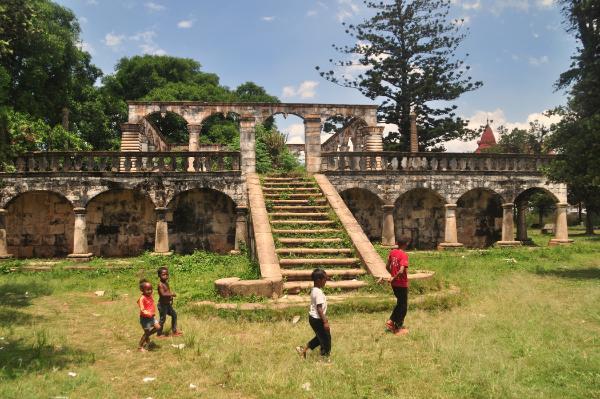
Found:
[138,295,155,318]
[388,249,409,288]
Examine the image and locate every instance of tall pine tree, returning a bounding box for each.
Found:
[317,0,481,151]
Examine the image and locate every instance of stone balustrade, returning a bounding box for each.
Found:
[321,151,553,173]
[1,151,241,174]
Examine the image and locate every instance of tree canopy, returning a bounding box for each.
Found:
[317,0,481,151]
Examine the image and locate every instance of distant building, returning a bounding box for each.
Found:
[475,123,497,153]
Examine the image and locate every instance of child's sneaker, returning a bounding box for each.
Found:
[394,327,409,336]
[385,320,395,332]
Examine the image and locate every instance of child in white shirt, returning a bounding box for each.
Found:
[296,268,331,358]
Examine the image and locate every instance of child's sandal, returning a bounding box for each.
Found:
[295,346,306,359]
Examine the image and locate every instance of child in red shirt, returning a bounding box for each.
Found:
[137,279,160,351]
[385,238,410,335]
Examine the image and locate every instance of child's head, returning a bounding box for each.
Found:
[397,238,409,250]
[311,268,327,288]
[157,266,169,281]
[139,278,152,296]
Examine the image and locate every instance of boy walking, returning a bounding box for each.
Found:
[296,268,331,359]
[137,279,160,351]
[157,267,182,337]
[386,239,410,335]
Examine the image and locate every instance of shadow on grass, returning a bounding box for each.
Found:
[0,282,53,307]
[0,337,95,379]
[536,267,600,280]
[0,308,35,325]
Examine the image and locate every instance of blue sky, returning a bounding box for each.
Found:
[57,0,576,150]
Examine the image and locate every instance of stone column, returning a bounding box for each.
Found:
[153,207,172,255]
[549,203,573,246]
[188,124,202,171]
[410,112,419,153]
[240,114,256,174]
[364,126,384,170]
[497,203,521,247]
[381,204,396,247]
[516,202,532,244]
[232,206,248,254]
[438,204,464,250]
[68,208,93,261]
[304,115,322,173]
[0,209,13,259]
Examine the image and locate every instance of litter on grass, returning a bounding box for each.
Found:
[142,377,156,383]
[67,372,77,377]
[171,343,185,349]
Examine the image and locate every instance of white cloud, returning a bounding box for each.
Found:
[130,30,166,55]
[103,32,125,48]
[79,16,88,24]
[307,10,318,17]
[77,41,95,54]
[528,55,549,66]
[145,2,165,12]
[86,0,98,5]
[282,123,305,143]
[462,0,481,10]
[336,0,360,22]
[536,0,554,7]
[282,81,319,99]
[261,16,275,22]
[177,20,193,29]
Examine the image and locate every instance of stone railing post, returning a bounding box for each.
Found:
[497,203,522,247]
[410,112,419,153]
[153,207,172,255]
[188,124,202,172]
[549,203,573,246]
[304,115,322,173]
[240,114,256,174]
[68,207,93,261]
[232,206,248,254]
[364,126,384,170]
[381,204,396,247]
[0,209,13,259]
[438,204,464,250]
[516,202,531,244]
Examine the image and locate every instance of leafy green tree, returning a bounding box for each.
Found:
[254,124,301,174]
[317,0,481,151]
[483,121,551,154]
[528,192,557,230]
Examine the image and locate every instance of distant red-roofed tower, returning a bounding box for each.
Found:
[475,122,497,153]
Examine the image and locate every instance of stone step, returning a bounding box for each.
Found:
[271,220,336,225]
[263,182,315,187]
[271,199,327,205]
[269,212,330,219]
[263,188,321,193]
[272,206,329,211]
[279,258,360,267]
[282,268,366,280]
[263,177,299,181]
[278,238,344,245]
[275,248,353,255]
[283,280,367,294]
[264,194,325,199]
[272,228,342,234]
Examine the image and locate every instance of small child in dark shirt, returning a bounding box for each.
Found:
[137,279,160,352]
[156,267,183,337]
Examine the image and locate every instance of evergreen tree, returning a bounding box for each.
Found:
[317,0,481,151]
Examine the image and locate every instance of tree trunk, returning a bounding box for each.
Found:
[578,202,583,224]
[585,209,595,235]
[538,208,544,233]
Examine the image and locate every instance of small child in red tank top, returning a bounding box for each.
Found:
[137,279,161,352]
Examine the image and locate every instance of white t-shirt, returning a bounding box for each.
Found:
[309,287,327,319]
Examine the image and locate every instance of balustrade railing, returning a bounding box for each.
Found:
[321,151,553,173]
[1,151,241,173]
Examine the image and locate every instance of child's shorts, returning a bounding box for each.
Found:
[140,316,157,331]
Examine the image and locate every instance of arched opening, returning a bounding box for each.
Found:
[340,188,383,241]
[167,188,236,254]
[144,111,189,149]
[200,111,240,150]
[321,116,367,152]
[456,188,503,248]
[394,188,446,249]
[255,113,304,173]
[514,187,559,244]
[5,191,74,258]
[86,190,156,257]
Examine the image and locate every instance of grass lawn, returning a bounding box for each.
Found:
[0,230,598,398]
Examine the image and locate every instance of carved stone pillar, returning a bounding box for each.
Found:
[188,124,202,171]
[153,207,172,255]
[68,208,93,261]
[232,206,248,254]
[240,114,256,174]
[0,209,13,259]
[410,112,418,153]
[438,204,464,250]
[304,115,322,173]
[364,126,384,170]
[497,203,522,247]
[516,202,532,244]
[381,204,396,247]
[549,203,573,246]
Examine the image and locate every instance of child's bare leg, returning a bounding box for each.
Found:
[139,331,150,350]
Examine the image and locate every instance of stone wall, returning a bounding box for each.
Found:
[86,190,156,257]
[340,188,382,241]
[394,189,445,249]
[456,189,503,248]
[167,188,236,254]
[6,192,74,258]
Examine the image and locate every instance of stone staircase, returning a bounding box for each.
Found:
[262,175,368,294]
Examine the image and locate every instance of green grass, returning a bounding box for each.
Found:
[0,231,598,398]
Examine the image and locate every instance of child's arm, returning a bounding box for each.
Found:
[158,283,175,298]
[390,266,405,280]
[317,304,329,330]
[138,298,152,317]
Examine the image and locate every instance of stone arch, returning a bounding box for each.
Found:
[340,187,383,241]
[166,188,236,254]
[86,189,156,257]
[513,187,560,242]
[144,111,190,147]
[198,111,242,147]
[394,188,446,249]
[456,188,503,248]
[5,191,75,258]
